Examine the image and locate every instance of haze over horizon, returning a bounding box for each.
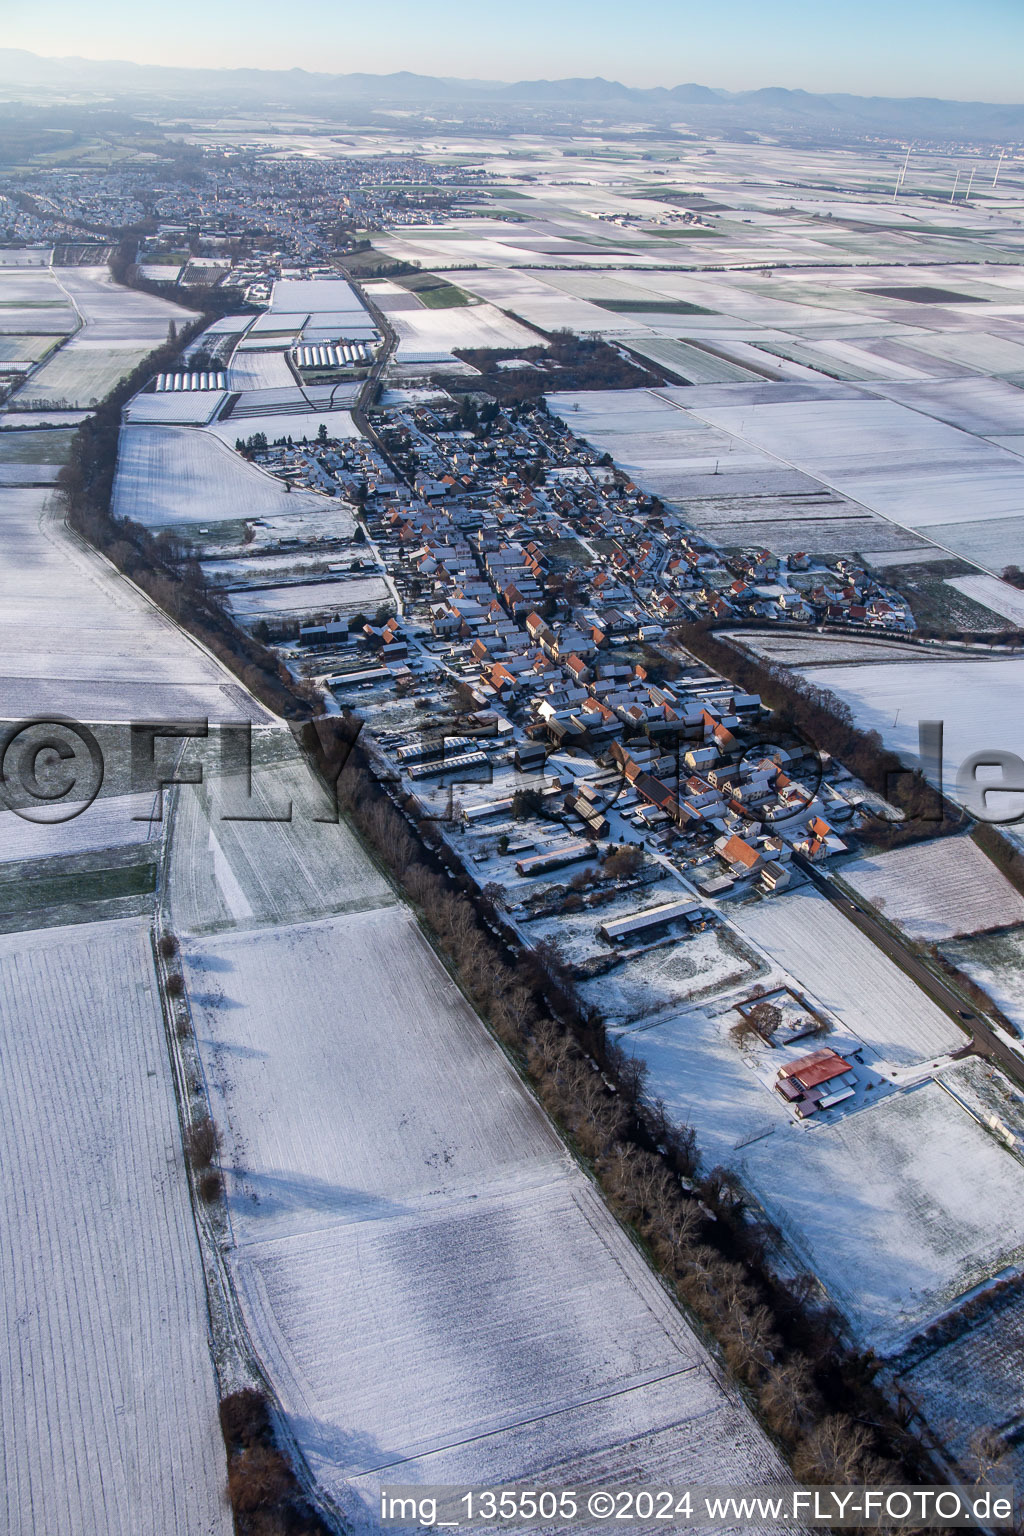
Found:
[4,0,1024,104]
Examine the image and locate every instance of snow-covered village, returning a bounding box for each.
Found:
[4,22,1024,1536]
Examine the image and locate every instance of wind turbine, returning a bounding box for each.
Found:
[993,149,1006,189]
[893,144,912,202]
[950,169,961,204]
[965,165,976,201]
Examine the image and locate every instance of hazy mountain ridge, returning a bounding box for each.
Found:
[1,48,1022,139]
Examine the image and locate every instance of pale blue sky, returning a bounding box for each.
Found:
[9,0,1024,101]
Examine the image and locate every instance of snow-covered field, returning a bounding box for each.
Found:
[179,903,787,1523]
[204,406,358,446]
[735,1082,1024,1352]
[896,1288,1024,1490]
[625,337,762,384]
[841,838,1024,940]
[945,574,1024,625]
[124,389,227,425]
[226,347,296,390]
[17,342,152,407]
[53,265,192,342]
[942,927,1024,1033]
[0,919,230,1536]
[387,303,540,362]
[0,791,159,864]
[167,740,395,935]
[732,889,964,1063]
[0,487,263,723]
[112,424,332,527]
[800,655,1024,823]
[448,269,641,333]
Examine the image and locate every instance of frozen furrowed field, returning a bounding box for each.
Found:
[842,838,1024,940]
[0,487,266,723]
[732,889,963,1063]
[735,1083,1024,1353]
[0,919,230,1536]
[113,424,332,527]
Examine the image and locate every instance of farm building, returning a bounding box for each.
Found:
[599,899,702,944]
[515,842,593,877]
[776,1049,856,1116]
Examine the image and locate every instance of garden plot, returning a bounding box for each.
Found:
[178,903,787,1517]
[0,487,262,725]
[112,424,332,527]
[17,342,153,407]
[227,575,389,618]
[735,1083,1024,1352]
[841,838,1024,940]
[581,927,759,1026]
[388,303,540,362]
[732,888,963,1064]
[0,919,230,1536]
